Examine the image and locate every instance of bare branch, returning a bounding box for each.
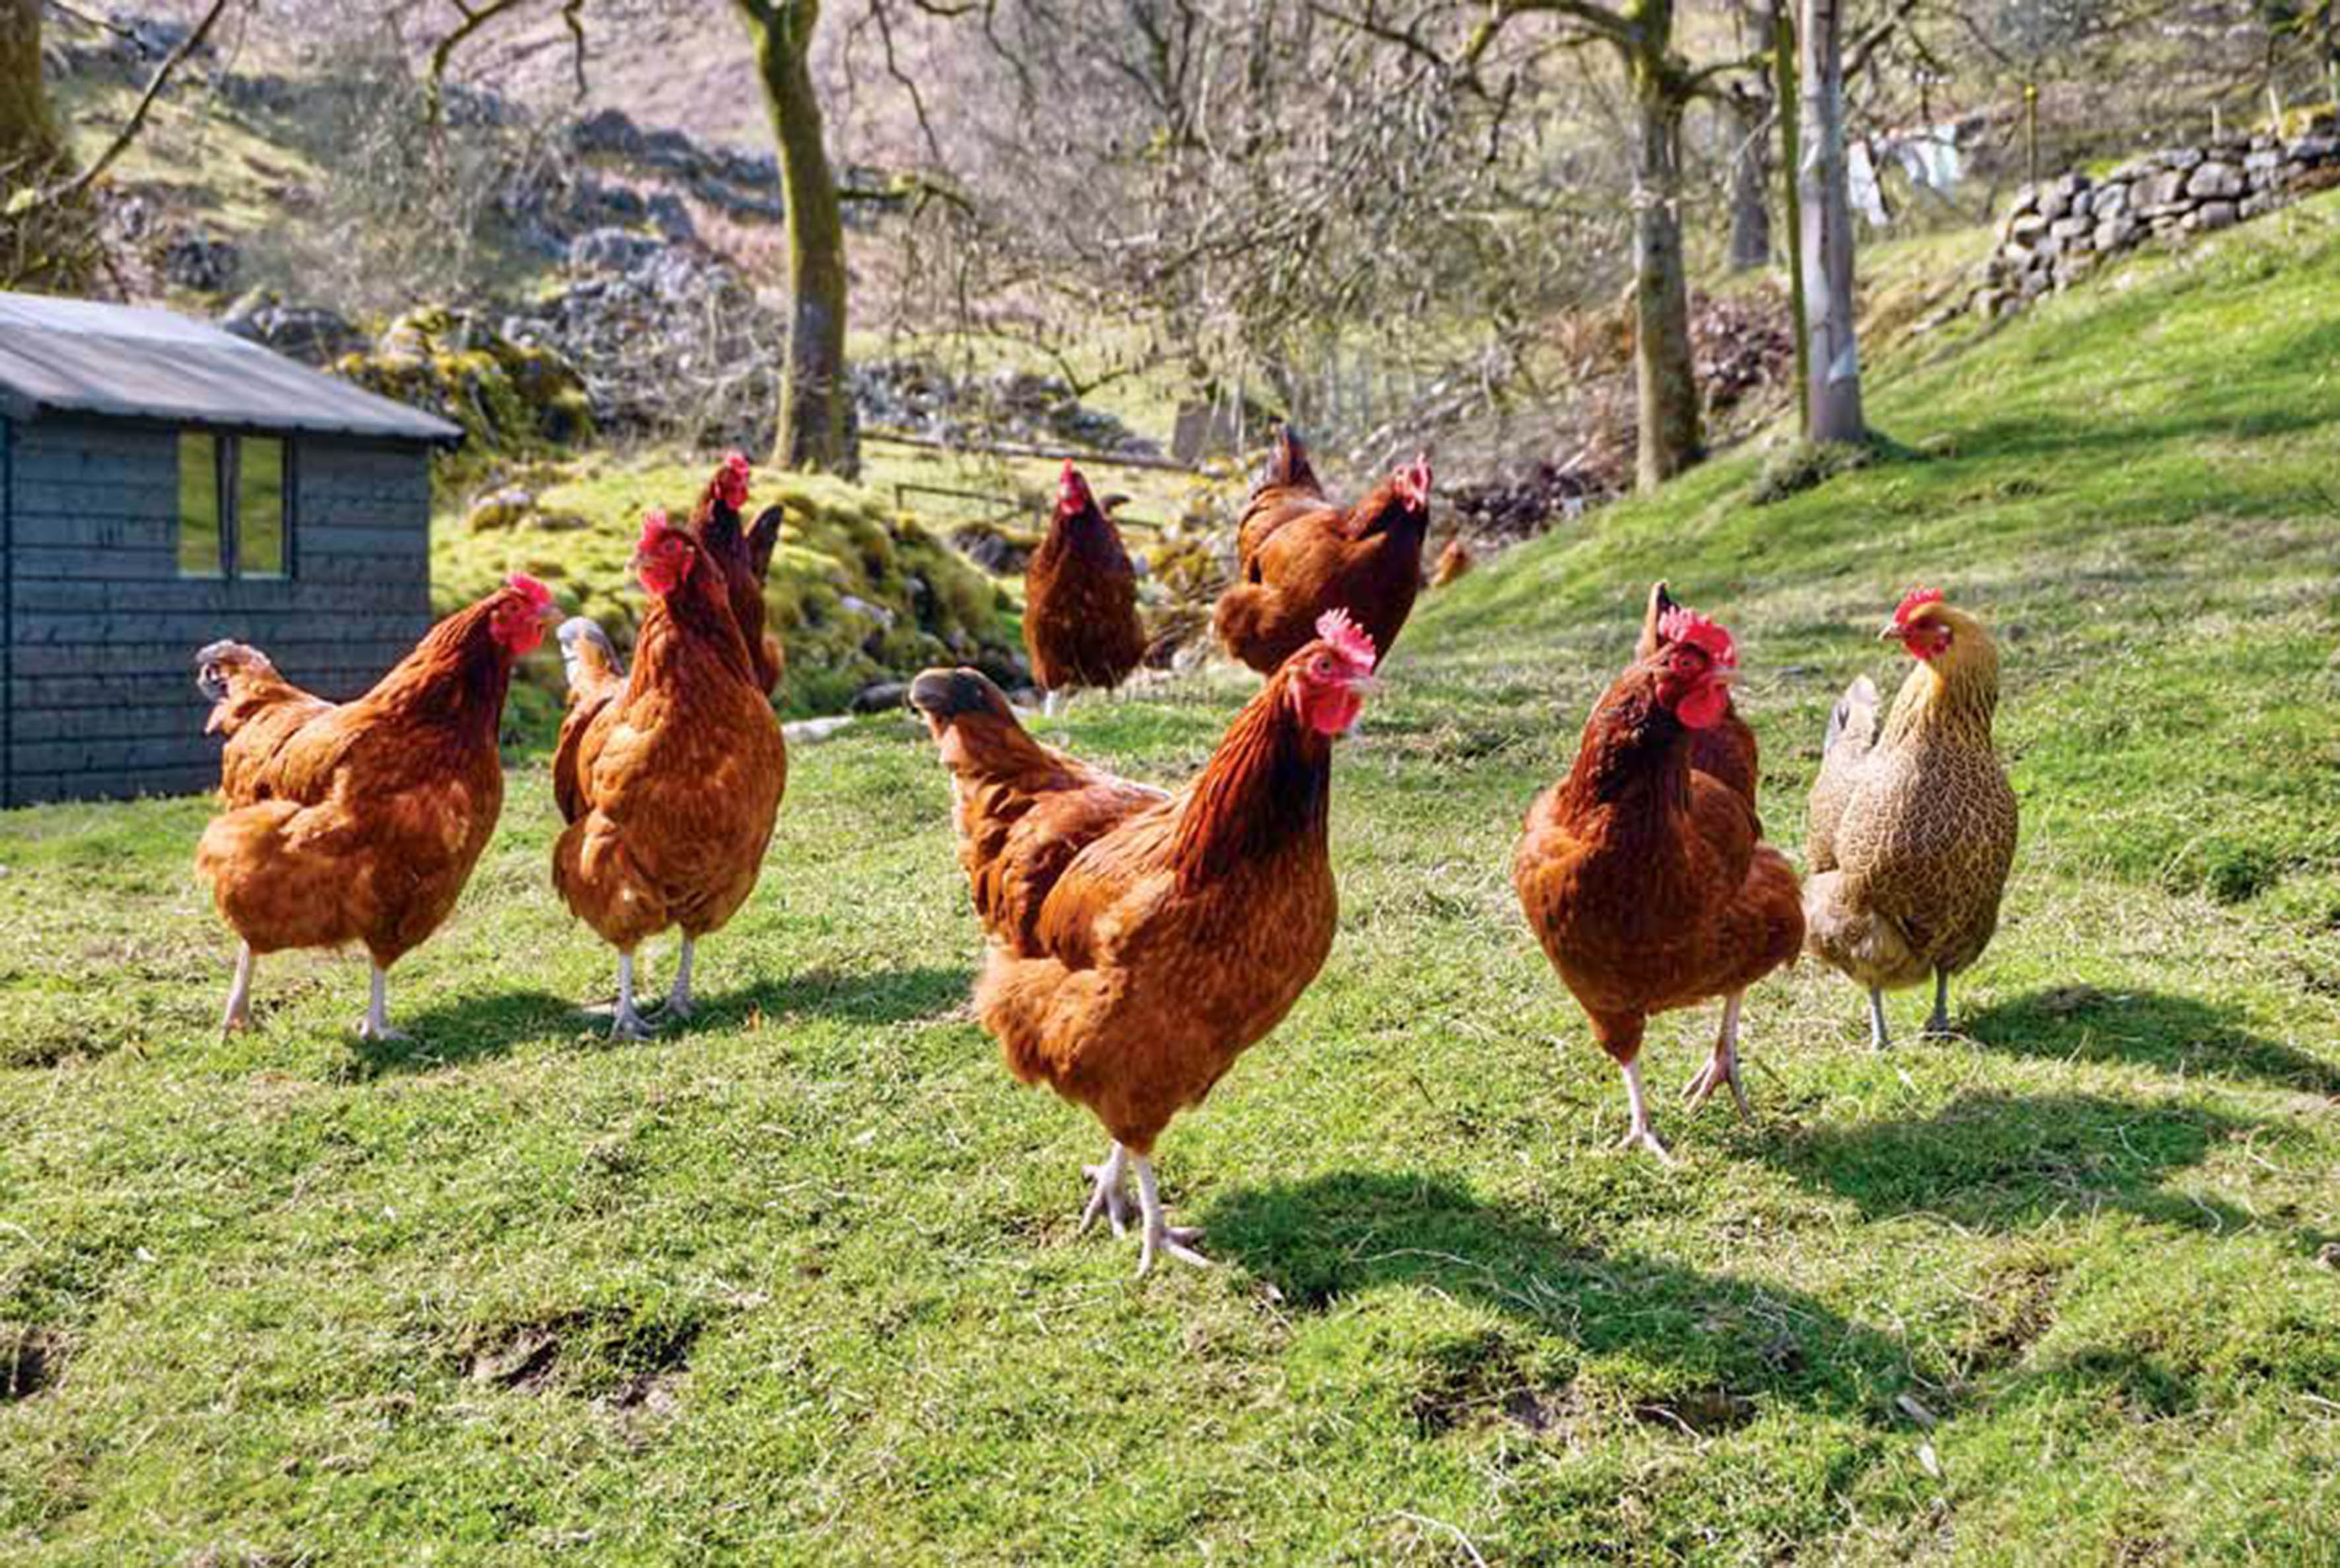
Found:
[29,0,238,209]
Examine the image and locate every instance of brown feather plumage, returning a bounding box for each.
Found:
[1213,431,1431,674]
[193,587,540,970]
[911,645,1353,1156]
[1514,611,1802,1139]
[551,530,786,956]
[1023,471,1147,697]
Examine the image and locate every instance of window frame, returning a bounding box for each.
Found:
[177,429,296,583]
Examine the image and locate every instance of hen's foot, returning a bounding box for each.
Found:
[1615,1125,1677,1164]
[1681,1050,1750,1118]
[583,1001,658,1042]
[356,966,407,1042]
[1080,1147,1131,1238]
[1132,1153,1211,1277]
[655,939,697,1020]
[1866,988,1893,1052]
[1138,1219,1210,1277]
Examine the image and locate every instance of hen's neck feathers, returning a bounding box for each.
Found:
[1343,481,1426,542]
[1170,676,1333,894]
[365,599,515,739]
[635,560,758,690]
[1883,622,2000,750]
[1046,502,1125,567]
[1556,682,1694,826]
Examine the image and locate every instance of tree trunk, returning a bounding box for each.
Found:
[1626,25,1700,492]
[1797,0,1864,445]
[740,0,857,477]
[1774,3,1809,437]
[1,0,65,178]
[1726,83,1771,272]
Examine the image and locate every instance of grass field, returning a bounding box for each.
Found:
[3,195,2339,1564]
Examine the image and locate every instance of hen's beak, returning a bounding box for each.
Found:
[1877,622,1908,641]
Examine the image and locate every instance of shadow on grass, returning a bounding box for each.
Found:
[347,988,580,1077]
[348,964,974,1076]
[692,963,974,1030]
[1756,1090,2263,1238]
[1203,1170,1907,1424]
[1965,987,2340,1098]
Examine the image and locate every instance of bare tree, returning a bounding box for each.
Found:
[1797,0,1862,443]
[0,0,60,177]
[1458,1,1755,491]
[736,0,857,476]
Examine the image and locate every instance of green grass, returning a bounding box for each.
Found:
[4,197,2340,1565]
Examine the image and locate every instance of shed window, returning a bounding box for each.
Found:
[178,433,292,580]
[177,433,222,578]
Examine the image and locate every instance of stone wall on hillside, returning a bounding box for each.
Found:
[1969,112,2340,319]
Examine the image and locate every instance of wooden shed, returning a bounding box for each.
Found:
[0,291,462,805]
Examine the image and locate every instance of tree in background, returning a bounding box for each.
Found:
[1459,1,1754,493]
[1724,1,1779,271]
[1,0,82,287]
[736,0,857,477]
[1796,0,1863,443]
[0,0,62,178]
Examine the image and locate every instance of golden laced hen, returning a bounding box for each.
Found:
[1804,587,2018,1048]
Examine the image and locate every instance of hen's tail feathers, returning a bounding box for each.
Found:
[1637,581,1678,659]
[559,617,624,695]
[746,505,785,583]
[195,640,275,704]
[1824,674,1881,760]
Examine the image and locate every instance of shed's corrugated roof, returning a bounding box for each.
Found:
[0,291,463,445]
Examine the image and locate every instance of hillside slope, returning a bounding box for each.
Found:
[0,199,2335,1565]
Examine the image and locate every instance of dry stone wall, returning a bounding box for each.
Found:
[1970,112,2340,319]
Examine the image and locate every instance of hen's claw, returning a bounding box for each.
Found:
[1137,1221,1209,1277]
[1615,1126,1677,1164]
[1081,1151,1132,1237]
[1682,1052,1750,1118]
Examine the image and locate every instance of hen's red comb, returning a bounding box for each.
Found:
[1315,608,1378,672]
[505,572,553,609]
[713,451,752,507]
[1395,454,1433,508]
[1058,460,1092,509]
[1658,604,1737,668]
[637,508,682,550]
[1895,585,1945,625]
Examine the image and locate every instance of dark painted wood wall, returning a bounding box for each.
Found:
[3,413,433,804]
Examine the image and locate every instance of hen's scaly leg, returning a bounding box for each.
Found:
[659,935,697,1020]
[1615,1055,1674,1163]
[1867,987,1892,1052]
[1080,1142,1131,1238]
[590,950,658,1041]
[355,964,409,1043]
[1132,1155,1209,1277]
[1922,971,1952,1038]
[1042,688,1063,718]
[1682,990,1751,1119]
[221,943,256,1035]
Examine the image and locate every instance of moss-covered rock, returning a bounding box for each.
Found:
[337,306,594,453]
[436,454,1024,724]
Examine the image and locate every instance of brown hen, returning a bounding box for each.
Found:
[909,608,1380,1273]
[193,576,561,1039]
[1514,594,1803,1158]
